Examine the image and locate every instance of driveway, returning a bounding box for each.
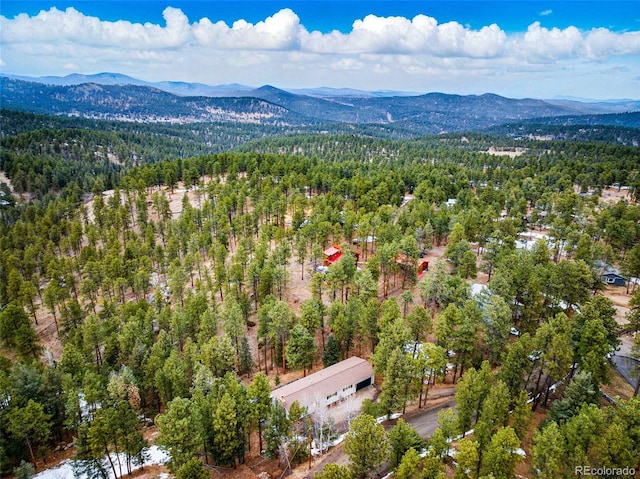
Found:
[293,388,457,479]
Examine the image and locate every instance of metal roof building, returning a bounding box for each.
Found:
[271,356,374,413]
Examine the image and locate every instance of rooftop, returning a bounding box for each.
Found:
[271,356,373,409]
[324,245,341,257]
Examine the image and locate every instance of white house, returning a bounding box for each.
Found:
[271,356,374,414]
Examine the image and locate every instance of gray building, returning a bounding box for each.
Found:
[271,356,374,414]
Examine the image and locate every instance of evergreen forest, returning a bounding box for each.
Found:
[1,109,640,479]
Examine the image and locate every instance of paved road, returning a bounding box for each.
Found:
[618,334,635,356]
[405,397,456,438]
[612,334,639,388]
[612,355,639,387]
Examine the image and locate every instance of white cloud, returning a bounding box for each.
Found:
[583,28,640,58]
[192,9,302,50]
[0,7,638,98]
[1,7,190,49]
[4,6,637,61]
[300,14,506,58]
[540,10,553,17]
[515,22,583,60]
[510,22,640,61]
[330,58,364,71]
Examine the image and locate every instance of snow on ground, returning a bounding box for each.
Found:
[470,283,488,298]
[33,446,169,479]
[0,170,14,192]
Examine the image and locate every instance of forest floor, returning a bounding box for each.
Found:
[599,186,634,205]
[604,285,633,325]
[0,168,34,202]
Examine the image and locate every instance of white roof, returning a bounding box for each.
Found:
[271,356,373,409]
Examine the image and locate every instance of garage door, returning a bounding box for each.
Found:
[355,377,372,391]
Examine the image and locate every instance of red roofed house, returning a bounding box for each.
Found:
[271,356,374,414]
[323,245,342,266]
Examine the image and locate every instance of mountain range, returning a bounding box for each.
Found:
[1,73,639,134]
[3,72,420,99]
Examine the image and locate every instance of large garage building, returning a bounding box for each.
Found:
[271,356,374,414]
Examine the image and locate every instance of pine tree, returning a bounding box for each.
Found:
[286,325,317,376]
[7,400,52,470]
[248,373,272,453]
[156,397,201,472]
[175,458,209,479]
[13,461,35,479]
[314,463,353,479]
[532,422,567,479]
[72,422,110,479]
[498,333,533,400]
[264,400,291,459]
[454,362,493,436]
[322,334,340,367]
[379,347,413,416]
[238,335,254,376]
[510,390,533,441]
[394,447,421,479]
[547,371,598,423]
[479,427,522,479]
[483,294,512,366]
[413,342,447,408]
[213,393,239,467]
[454,439,479,479]
[474,381,511,456]
[388,419,423,468]
[429,408,457,459]
[344,414,390,479]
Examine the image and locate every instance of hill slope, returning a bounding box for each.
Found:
[0,78,301,124]
[2,76,639,133]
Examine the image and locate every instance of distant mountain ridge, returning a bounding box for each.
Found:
[0,78,302,125]
[3,72,256,98]
[7,71,640,107]
[1,75,639,133]
[3,72,416,99]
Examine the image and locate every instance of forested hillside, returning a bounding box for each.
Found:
[1,111,640,479]
[488,115,640,146]
[4,77,640,134]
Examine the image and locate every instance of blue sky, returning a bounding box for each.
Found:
[1,1,639,98]
[3,1,639,33]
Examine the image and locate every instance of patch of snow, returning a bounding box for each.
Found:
[470,283,487,298]
[311,432,348,456]
[375,412,402,424]
[452,429,474,441]
[513,448,526,457]
[32,446,169,479]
